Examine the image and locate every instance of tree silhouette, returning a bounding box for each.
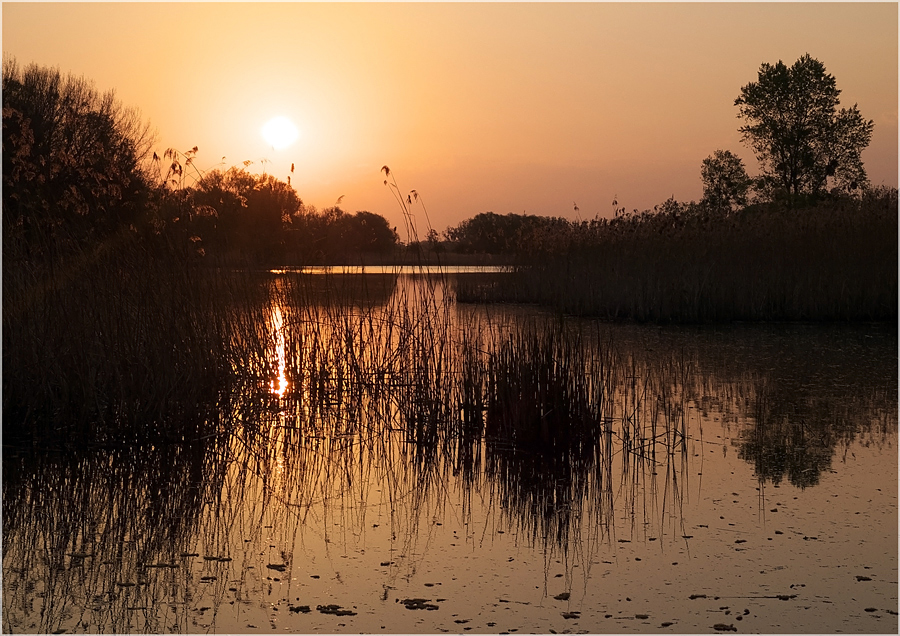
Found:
[735,54,873,203]
[445,212,564,255]
[700,149,752,211]
[3,58,153,259]
[192,167,302,260]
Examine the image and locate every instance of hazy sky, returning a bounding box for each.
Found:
[3,2,897,235]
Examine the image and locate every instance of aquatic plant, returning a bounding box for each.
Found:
[2,230,279,445]
[2,436,232,633]
[456,189,898,323]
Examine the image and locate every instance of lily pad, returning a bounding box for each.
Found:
[400,598,439,611]
[317,604,357,616]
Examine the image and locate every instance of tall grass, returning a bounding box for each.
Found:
[458,190,898,322]
[3,228,278,445]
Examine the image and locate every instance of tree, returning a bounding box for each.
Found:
[700,150,751,210]
[445,212,579,255]
[734,54,874,202]
[192,167,301,258]
[445,212,530,254]
[3,58,154,257]
[345,211,399,253]
[284,206,398,263]
[425,228,445,253]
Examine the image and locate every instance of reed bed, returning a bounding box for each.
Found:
[252,275,698,557]
[457,191,898,322]
[3,229,279,446]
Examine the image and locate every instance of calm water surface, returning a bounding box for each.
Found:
[3,271,896,634]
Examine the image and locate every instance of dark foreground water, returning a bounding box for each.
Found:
[3,272,897,634]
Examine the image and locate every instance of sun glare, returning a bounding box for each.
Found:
[261,116,299,150]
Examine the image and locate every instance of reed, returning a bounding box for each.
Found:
[2,228,278,446]
[1,435,232,633]
[457,190,898,323]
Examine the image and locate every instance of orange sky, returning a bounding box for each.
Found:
[3,2,897,235]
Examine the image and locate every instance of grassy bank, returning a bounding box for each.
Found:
[457,190,898,322]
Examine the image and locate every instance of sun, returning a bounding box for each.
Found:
[261,116,299,150]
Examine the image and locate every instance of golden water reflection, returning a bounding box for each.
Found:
[269,304,288,398]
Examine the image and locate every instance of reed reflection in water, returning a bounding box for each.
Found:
[3,271,896,633]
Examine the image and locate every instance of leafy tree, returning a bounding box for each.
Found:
[446,212,574,255]
[246,174,302,232]
[286,206,398,263]
[425,228,445,253]
[192,167,301,259]
[3,58,154,258]
[735,54,874,202]
[700,150,751,210]
[344,211,399,254]
[445,212,529,254]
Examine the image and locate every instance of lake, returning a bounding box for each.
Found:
[3,268,897,634]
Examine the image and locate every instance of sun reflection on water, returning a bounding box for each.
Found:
[269,304,288,398]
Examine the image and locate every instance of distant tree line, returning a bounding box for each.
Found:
[3,58,399,268]
[443,212,571,255]
[157,159,399,263]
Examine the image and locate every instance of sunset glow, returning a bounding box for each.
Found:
[3,3,896,232]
